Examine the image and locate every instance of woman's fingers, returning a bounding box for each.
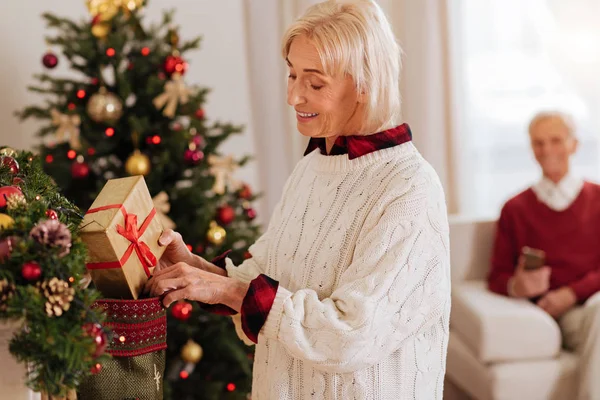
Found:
[161,284,218,308]
[145,262,194,294]
[158,229,177,246]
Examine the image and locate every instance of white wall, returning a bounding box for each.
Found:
[0,0,262,213]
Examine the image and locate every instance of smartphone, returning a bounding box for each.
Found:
[521,246,546,270]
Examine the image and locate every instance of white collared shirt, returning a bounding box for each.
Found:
[532,174,584,211]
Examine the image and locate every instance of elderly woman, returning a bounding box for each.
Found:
[146,0,451,398]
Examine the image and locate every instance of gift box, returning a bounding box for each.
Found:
[78,297,167,400]
[80,176,165,299]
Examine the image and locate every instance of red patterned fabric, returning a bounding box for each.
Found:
[304,123,412,159]
[241,274,279,344]
[93,297,167,357]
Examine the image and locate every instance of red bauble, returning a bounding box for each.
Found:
[42,52,58,69]
[0,237,15,260]
[71,161,90,179]
[195,244,205,254]
[0,186,22,208]
[238,184,252,200]
[91,363,102,374]
[190,135,204,148]
[184,149,204,166]
[217,206,235,225]
[1,156,19,174]
[194,108,205,120]
[171,301,193,321]
[245,208,257,220]
[83,323,108,358]
[22,262,42,281]
[163,55,188,76]
[46,209,59,220]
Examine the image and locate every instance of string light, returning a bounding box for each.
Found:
[106,48,116,57]
[76,90,86,99]
[226,383,236,392]
[141,47,150,56]
[45,155,54,163]
[67,150,77,159]
[105,127,115,137]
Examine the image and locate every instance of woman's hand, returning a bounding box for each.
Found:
[156,229,226,276]
[145,261,249,310]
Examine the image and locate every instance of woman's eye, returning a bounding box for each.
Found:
[311,85,323,90]
[288,74,297,80]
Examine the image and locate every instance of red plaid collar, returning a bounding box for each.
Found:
[304,123,412,160]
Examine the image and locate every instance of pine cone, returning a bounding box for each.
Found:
[6,193,26,211]
[0,279,15,312]
[30,220,72,257]
[41,278,74,317]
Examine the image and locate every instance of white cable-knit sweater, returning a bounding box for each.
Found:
[226,142,451,399]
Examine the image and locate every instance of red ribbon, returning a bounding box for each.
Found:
[85,204,158,277]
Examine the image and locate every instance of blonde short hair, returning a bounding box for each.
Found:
[528,111,576,137]
[282,0,402,133]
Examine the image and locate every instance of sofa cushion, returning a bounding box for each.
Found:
[447,332,577,400]
[451,280,562,362]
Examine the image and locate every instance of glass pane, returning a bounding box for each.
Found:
[454,0,600,217]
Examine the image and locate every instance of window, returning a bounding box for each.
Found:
[450,0,600,217]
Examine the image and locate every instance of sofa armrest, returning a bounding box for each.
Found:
[451,280,561,363]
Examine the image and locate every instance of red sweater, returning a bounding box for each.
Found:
[488,181,600,303]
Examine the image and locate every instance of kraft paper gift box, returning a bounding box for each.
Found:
[80,176,166,299]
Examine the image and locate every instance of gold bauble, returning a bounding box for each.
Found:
[91,22,111,38]
[0,214,15,230]
[86,87,123,123]
[0,147,17,157]
[206,221,226,245]
[125,150,151,176]
[181,339,203,364]
[87,0,119,21]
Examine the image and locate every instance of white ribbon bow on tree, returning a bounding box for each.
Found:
[152,191,176,230]
[153,72,192,118]
[50,108,81,150]
[208,155,239,195]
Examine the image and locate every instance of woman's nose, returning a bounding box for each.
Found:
[287,81,306,106]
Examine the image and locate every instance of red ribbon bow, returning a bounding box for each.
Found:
[85,205,158,277]
[116,211,157,277]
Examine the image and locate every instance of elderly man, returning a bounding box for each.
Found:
[488,111,600,399]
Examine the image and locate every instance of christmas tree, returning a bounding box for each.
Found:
[17,1,258,398]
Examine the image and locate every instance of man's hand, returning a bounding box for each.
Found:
[537,286,577,318]
[509,256,551,298]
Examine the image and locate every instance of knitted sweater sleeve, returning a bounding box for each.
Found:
[258,175,450,374]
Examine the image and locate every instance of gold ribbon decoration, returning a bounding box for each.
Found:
[152,191,176,230]
[152,73,192,118]
[50,109,82,150]
[207,155,240,195]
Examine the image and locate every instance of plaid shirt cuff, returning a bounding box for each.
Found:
[241,274,279,344]
[198,250,237,316]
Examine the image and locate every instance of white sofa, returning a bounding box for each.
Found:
[445,216,578,400]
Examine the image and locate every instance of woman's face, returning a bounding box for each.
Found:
[286,35,365,139]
